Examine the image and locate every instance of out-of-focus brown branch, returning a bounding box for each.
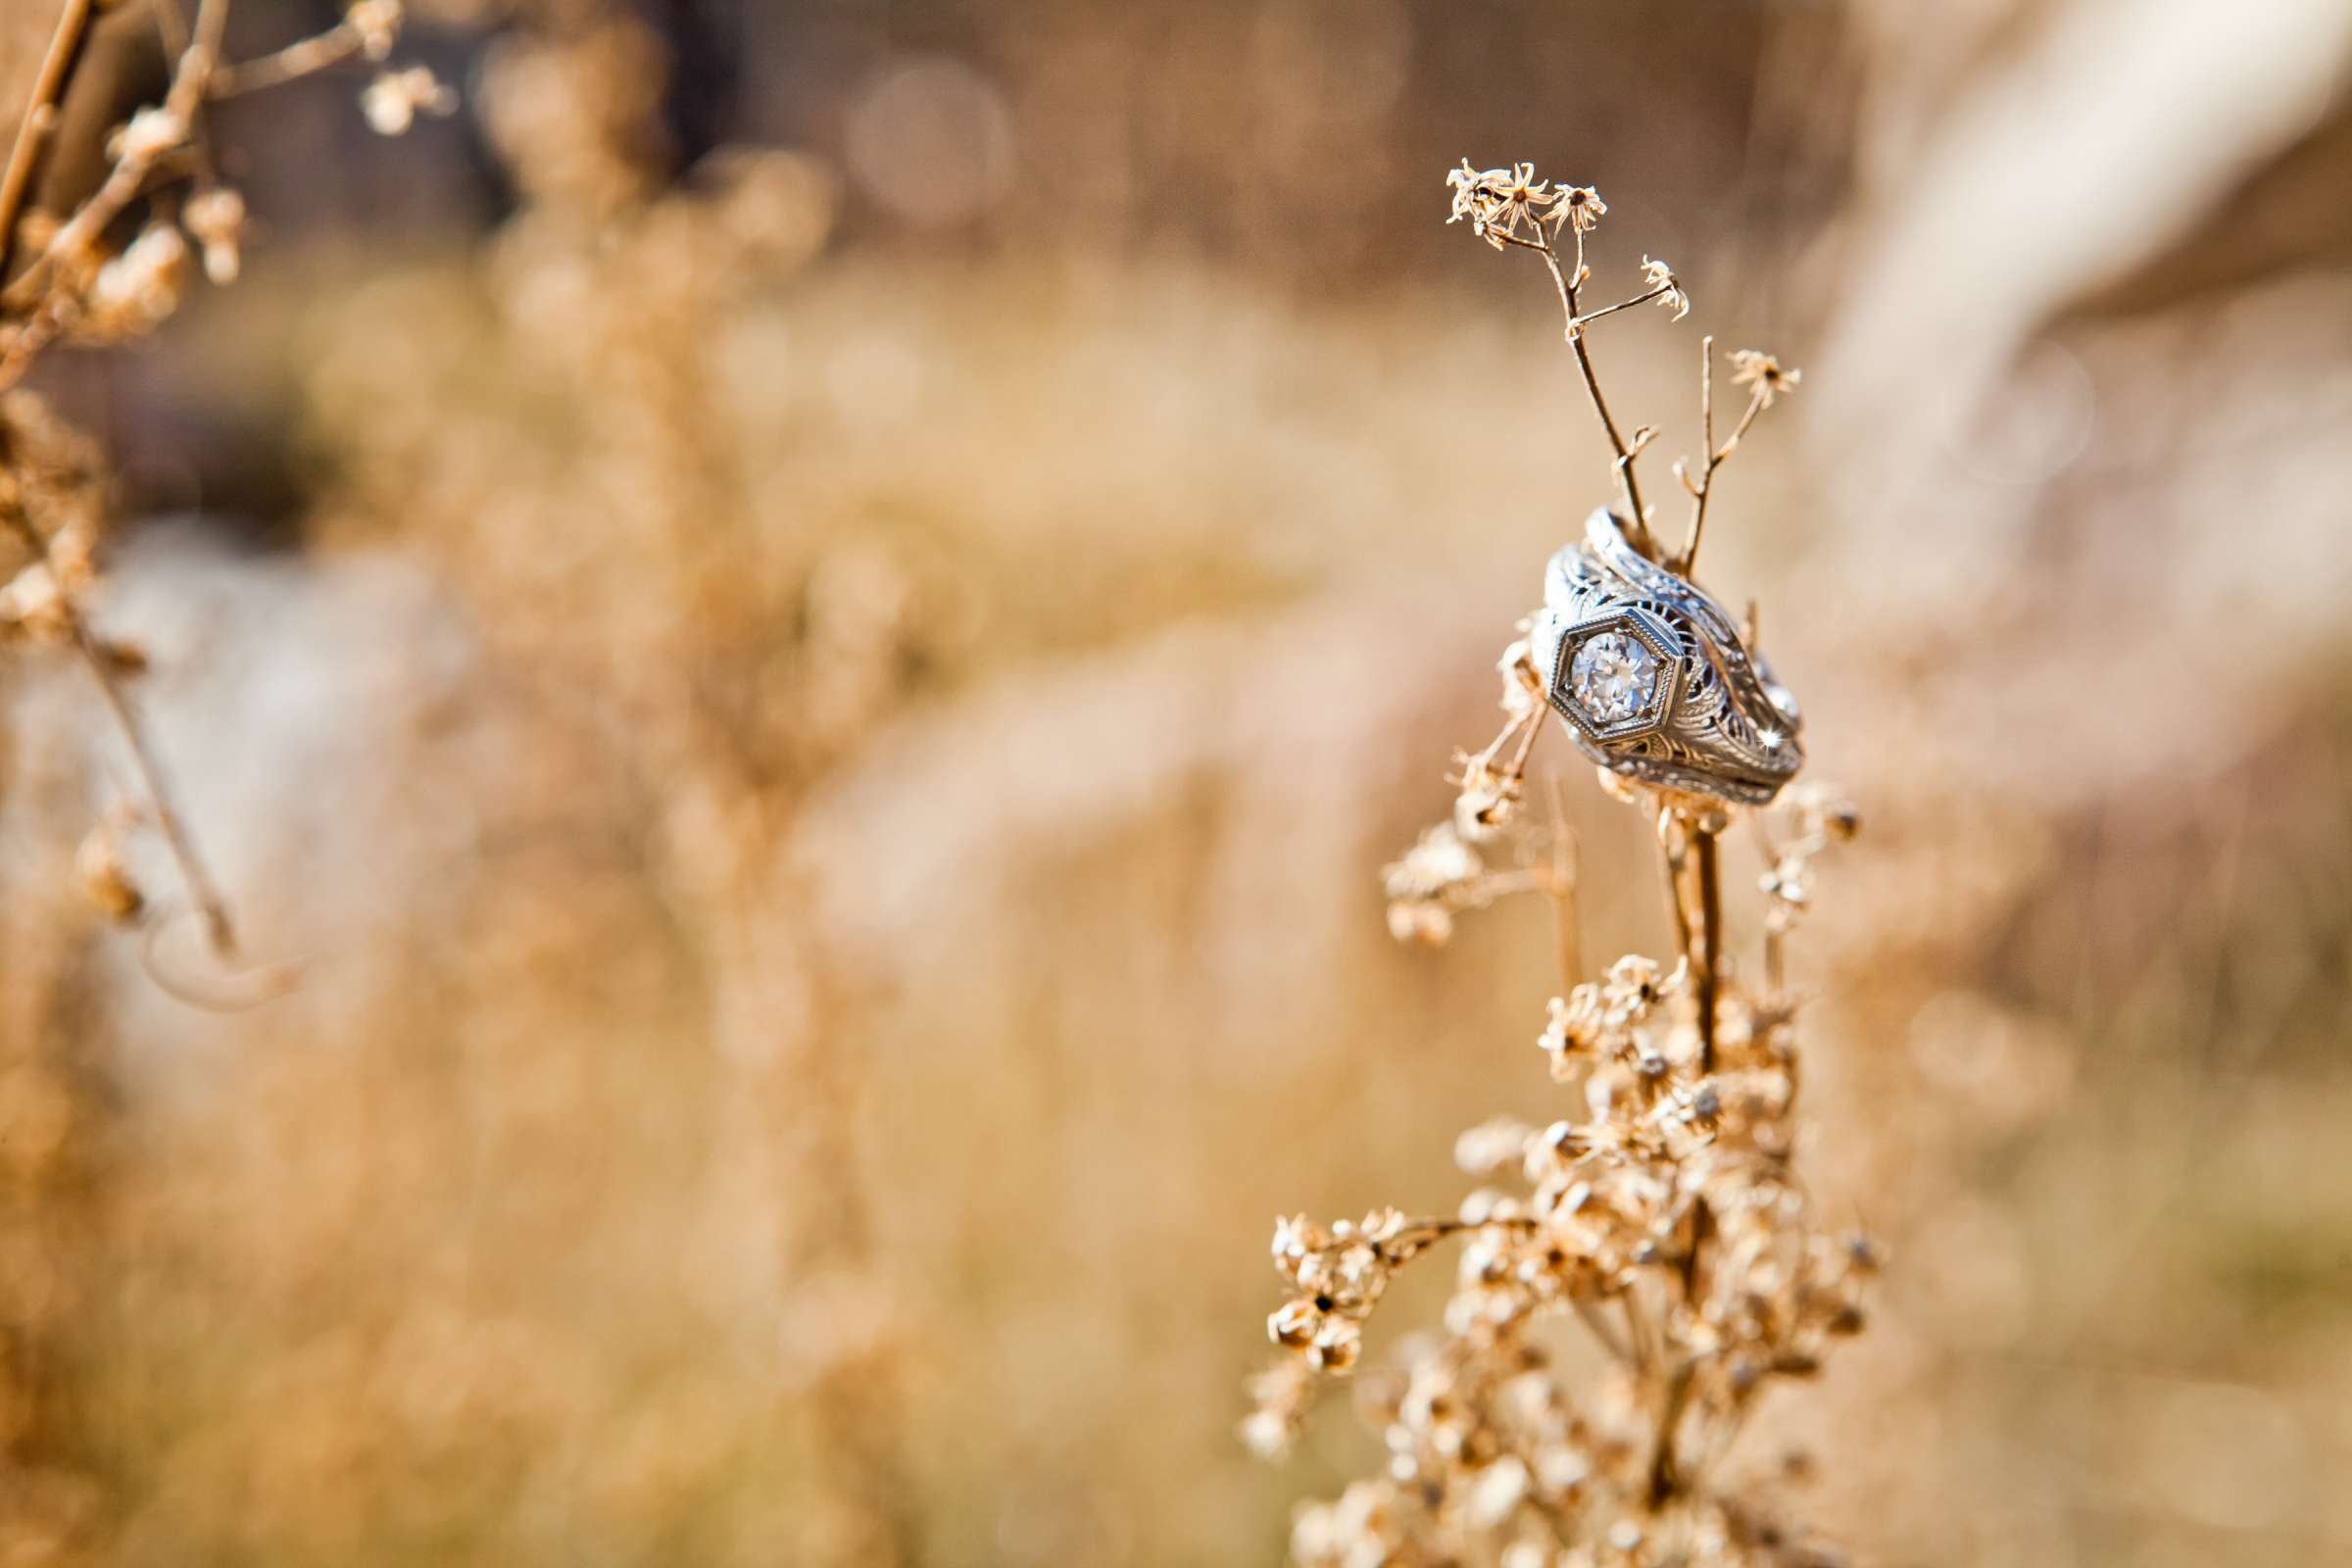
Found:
[0,0,405,997]
[71,617,236,956]
[206,18,364,97]
[0,0,96,284]
[1529,223,1661,561]
[0,0,224,323]
[1691,822,1722,1071]
[0,499,238,957]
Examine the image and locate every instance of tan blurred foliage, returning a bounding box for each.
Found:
[0,1,2346,1565]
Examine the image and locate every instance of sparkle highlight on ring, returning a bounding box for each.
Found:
[1567,631,1659,723]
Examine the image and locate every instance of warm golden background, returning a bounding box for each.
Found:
[2,0,2349,1563]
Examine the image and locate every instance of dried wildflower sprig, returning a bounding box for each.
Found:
[1446,163,1693,564]
[1248,160,1858,1568]
[1671,342,1801,576]
[1445,636,1554,843]
[1754,786,1859,995]
[1250,803,1867,1563]
[0,0,432,996]
[1445,160,1797,580]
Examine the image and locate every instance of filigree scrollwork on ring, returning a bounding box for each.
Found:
[1526,509,1804,807]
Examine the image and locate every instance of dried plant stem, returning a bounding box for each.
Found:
[1,0,226,323]
[1545,241,1656,558]
[1680,335,1717,573]
[1676,337,1770,575]
[1691,823,1722,1071]
[1640,811,1725,1511]
[0,506,238,956]
[73,619,236,955]
[0,0,243,960]
[151,0,191,60]
[1573,281,1683,329]
[1383,1215,1544,1268]
[1496,226,1662,562]
[1656,809,1724,1068]
[1622,1286,1659,1375]
[0,295,66,385]
[0,0,94,282]
[1657,810,1695,973]
[1468,702,1543,787]
[1574,1298,1633,1365]
[206,18,364,98]
[1644,1359,1697,1509]
[147,0,225,194]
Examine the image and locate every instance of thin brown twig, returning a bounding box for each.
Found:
[1573,281,1680,328]
[1753,814,1788,994]
[1678,335,1716,572]
[0,0,386,1004]
[150,0,191,61]
[1373,1213,1544,1268]
[0,293,70,385]
[1691,824,1722,1072]
[0,0,248,963]
[1680,1195,1713,1305]
[1622,1287,1658,1377]
[1504,706,1544,774]
[206,18,362,98]
[1657,808,1694,970]
[1496,223,1662,562]
[70,619,236,956]
[1449,866,1556,905]
[0,0,96,283]
[2,0,226,318]
[1677,337,1770,575]
[1542,232,1658,560]
[148,0,223,191]
[0,502,238,956]
[1644,1360,1697,1510]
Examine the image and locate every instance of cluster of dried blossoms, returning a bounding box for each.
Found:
[1246,165,1870,1567]
[0,0,441,994]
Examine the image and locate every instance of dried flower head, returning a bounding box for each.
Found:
[1729,349,1802,409]
[74,818,143,924]
[1642,256,1690,320]
[0,561,71,644]
[79,223,189,340]
[361,66,457,136]
[1382,822,1482,945]
[182,186,249,286]
[1446,160,1565,248]
[1453,756,1522,841]
[1556,183,1606,233]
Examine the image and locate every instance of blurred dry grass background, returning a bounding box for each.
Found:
[0,0,2350,1563]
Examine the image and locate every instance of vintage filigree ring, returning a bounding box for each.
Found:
[1525,508,1804,807]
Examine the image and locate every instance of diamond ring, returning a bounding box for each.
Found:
[1526,509,1804,807]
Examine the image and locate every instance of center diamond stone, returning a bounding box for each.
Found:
[1568,631,1660,724]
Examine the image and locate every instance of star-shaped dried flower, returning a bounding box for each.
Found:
[1445,161,1564,248]
[1554,184,1606,233]
[1730,349,1802,408]
[1641,256,1690,319]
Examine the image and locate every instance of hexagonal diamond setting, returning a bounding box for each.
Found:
[1567,631,1659,724]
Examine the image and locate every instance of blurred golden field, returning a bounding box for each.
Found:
[0,1,2350,1564]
